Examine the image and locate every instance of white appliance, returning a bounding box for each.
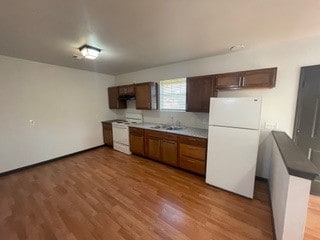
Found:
[206,97,262,198]
[112,113,143,154]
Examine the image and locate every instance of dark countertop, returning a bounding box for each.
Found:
[272,131,319,180]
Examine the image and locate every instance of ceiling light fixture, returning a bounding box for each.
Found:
[229,44,245,52]
[79,45,101,60]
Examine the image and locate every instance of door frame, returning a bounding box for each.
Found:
[293,64,320,143]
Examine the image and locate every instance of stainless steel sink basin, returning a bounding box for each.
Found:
[165,126,183,131]
[150,125,183,131]
[150,125,163,129]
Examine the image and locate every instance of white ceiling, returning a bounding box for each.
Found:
[1,0,320,75]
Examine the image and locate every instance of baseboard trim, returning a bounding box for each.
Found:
[0,145,106,177]
[255,176,268,182]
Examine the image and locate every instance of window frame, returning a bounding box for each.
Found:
[159,78,187,112]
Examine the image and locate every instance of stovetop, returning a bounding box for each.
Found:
[111,113,143,126]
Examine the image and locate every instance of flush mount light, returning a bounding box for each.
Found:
[229,44,245,52]
[79,45,101,59]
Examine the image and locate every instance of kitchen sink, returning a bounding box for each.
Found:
[150,125,183,131]
[150,125,163,129]
[165,126,183,131]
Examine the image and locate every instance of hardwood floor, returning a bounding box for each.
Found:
[305,195,320,240]
[0,147,274,240]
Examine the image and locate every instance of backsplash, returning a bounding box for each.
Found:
[116,100,209,129]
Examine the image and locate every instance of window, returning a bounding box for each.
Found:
[160,78,186,111]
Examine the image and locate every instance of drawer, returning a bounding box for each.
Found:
[145,129,178,141]
[180,143,206,161]
[179,136,207,147]
[129,127,144,135]
[179,156,206,175]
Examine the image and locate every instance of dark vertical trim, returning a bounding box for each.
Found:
[293,67,306,143]
[293,64,320,143]
[255,176,268,182]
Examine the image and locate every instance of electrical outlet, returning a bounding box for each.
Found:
[265,122,278,130]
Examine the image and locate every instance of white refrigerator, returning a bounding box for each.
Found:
[205,97,262,198]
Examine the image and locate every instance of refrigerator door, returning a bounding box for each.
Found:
[209,97,262,130]
[206,126,260,198]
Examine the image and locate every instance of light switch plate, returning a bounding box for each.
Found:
[265,122,278,130]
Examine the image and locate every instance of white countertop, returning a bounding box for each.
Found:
[129,122,208,139]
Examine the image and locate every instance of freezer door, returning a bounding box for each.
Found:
[205,126,260,198]
[209,97,262,130]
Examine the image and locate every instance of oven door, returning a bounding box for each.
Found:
[112,124,130,145]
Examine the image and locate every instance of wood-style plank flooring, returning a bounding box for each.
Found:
[0,147,274,240]
[305,194,320,240]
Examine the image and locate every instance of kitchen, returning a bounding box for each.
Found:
[1,1,320,239]
[103,68,276,195]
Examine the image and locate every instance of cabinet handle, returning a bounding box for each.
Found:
[242,77,245,87]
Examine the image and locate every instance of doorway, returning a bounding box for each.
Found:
[294,65,320,195]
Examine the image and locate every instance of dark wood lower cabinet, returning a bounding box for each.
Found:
[133,128,206,175]
[146,136,161,161]
[145,130,178,166]
[102,123,113,146]
[179,136,207,175]
[129,127,145,156]
[179,156,206,175]
[161,140,178,167]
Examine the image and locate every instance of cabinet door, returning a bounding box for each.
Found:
[180,143,206,161]
[129,128,145,156]
[102,124,113,146]
[186,75,215,112]
[146,136,161,160]
[242,68,277,88]
[130,134,145,156]
[119,84,135,96]
[179,136,207,175]
[135,82,158,110]
[179,156,206,175]
[161,140,178,166]
[108,87,126,109]
[216,72,241,90]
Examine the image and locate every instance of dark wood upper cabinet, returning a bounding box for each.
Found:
[242,68,277,88]
[216,72,241,89]
[118,84,135,96]
[135,82,158,110]
[186,75,217,113]
[108,87,127,109]
[216,67,277,90]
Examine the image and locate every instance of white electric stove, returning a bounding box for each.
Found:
[112,113,143,154]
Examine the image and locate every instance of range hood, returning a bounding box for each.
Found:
[118,94,135,100]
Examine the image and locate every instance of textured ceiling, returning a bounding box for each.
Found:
[1,0,320,75]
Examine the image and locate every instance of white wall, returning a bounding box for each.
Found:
[0,55,116,173]
[115,35,320,178]
[269,138,310,240]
